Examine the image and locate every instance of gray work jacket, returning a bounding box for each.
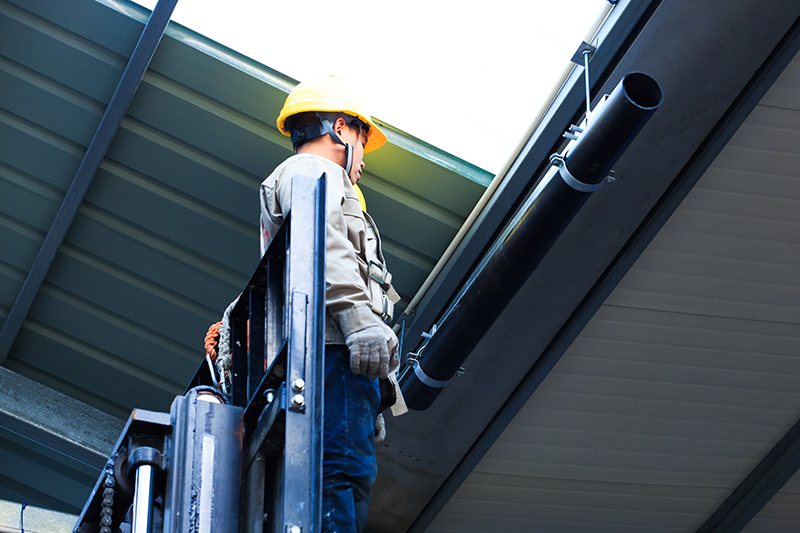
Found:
[260,154,405,413]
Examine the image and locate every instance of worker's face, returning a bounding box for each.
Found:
[336,120,368,185]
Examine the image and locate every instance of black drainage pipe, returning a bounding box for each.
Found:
[399,72,663,411]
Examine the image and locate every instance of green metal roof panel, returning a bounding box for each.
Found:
[0,0,492,516]
[0,0,490,423]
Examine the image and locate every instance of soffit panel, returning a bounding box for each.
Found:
[427,48,800,533]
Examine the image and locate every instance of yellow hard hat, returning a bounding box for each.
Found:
[277,75,387,153]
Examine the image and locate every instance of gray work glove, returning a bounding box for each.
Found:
[374,413,386,444]
[345,325,390,380]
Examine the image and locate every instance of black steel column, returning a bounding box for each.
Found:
[0,0,179,363]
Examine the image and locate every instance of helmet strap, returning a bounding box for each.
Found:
[290,113,357,175]
[316,113,354,175]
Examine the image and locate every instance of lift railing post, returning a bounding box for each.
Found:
[281,175,326,533]
[231,175,326,533]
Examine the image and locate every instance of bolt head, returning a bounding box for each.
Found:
[292,378,306,392]
[264,391,275,403]
[291,394,305,408]
[288,526,301,533]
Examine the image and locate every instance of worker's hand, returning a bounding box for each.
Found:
[374,413,386,444]
[345,326,389,380]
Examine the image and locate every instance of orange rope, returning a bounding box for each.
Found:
[205,321,222,362]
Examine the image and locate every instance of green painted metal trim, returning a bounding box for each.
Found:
[376,120,494,187]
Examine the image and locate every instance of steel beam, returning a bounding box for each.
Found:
[0,367,124,470]
[0,0,179,364]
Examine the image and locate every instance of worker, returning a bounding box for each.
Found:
[260,74,403,533]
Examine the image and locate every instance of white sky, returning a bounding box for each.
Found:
[133,0,609,174]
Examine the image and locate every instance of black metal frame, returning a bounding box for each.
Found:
[231,174,327,533]
[75,174,327,533]
[73,388,244,533]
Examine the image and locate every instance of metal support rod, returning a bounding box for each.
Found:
[584,49,592,121]
[0,0,178,364]
[399,72,663,410]
[132,464,154,533]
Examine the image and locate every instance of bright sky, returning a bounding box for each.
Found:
[133,0,610,174]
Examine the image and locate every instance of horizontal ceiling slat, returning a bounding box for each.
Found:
[0,56,103,144]
[0,2,125,104]
[84,162,257,272]
[366,142,488,217]
[129,72,290,176]
[5,0,144,57]
[8,329,179,417]
[31,288,200,371]
[147,30,296,124]
[117,117,260,196]
[45,246,220,335]
[0,109,83,190]
[433,475,723,533]
[78,204,248,289]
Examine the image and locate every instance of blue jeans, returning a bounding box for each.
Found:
[322,345,380,533]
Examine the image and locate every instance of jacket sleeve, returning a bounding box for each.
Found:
[272,159,381,337]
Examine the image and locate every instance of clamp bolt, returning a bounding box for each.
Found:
[291,394,305,409]
[292,378,305,392]
[288,526,301,533]
[263,389,276,403]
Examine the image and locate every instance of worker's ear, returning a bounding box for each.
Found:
[333,116,348,135]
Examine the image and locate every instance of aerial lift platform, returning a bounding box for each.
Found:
[73,175,327,533]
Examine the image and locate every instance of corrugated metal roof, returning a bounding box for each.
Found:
[0,0,490,513]
[428,47,800,533]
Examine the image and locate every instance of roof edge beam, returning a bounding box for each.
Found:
[0,367,124,470]
[697,420,800,533]
[0,0,179,363]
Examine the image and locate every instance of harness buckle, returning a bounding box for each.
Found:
[381,293,391,323]
[368,260,388,286]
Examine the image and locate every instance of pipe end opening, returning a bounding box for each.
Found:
[623,72,663,110]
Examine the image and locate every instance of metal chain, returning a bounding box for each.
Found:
[99,456,116,533]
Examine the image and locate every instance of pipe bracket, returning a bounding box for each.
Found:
[550,154,600,193]
[408,358,454,389]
